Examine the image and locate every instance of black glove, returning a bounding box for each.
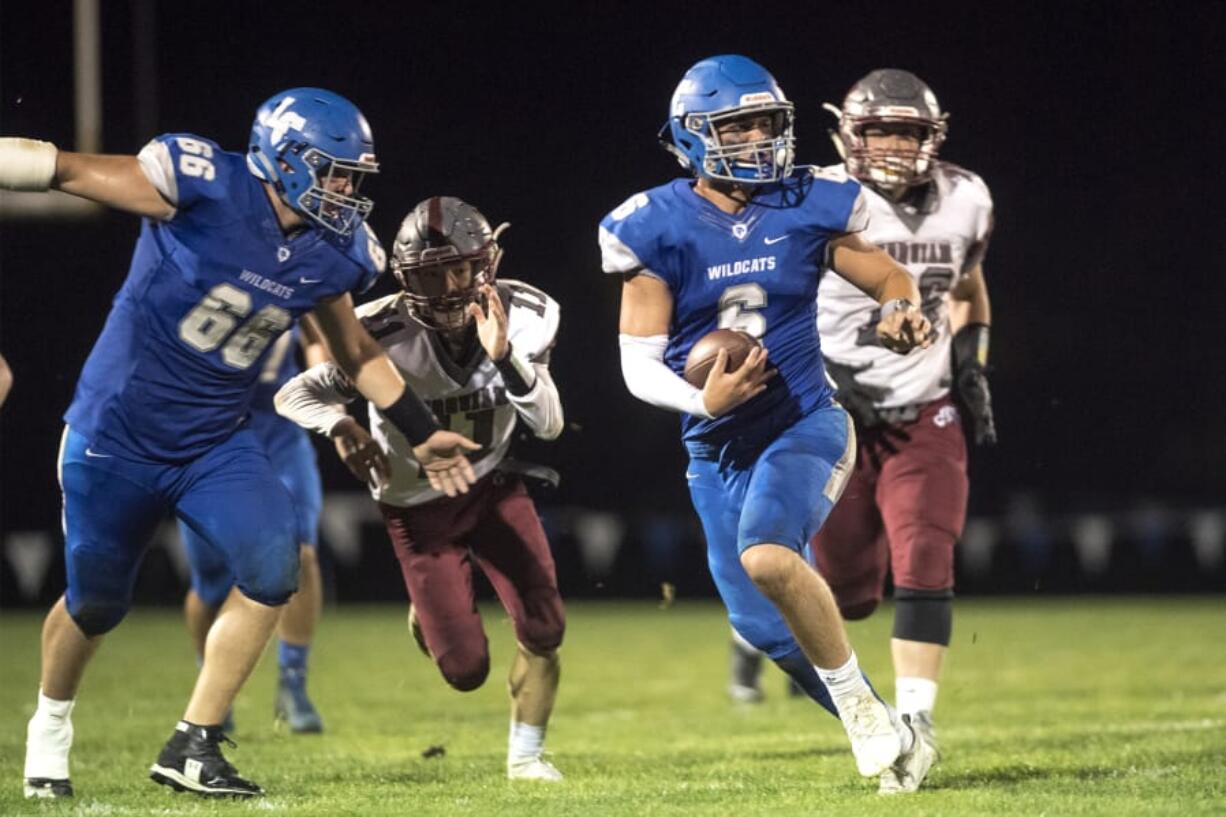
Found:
[823,359,889,429]
[951,323,997,446]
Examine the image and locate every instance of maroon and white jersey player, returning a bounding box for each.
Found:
[276,197,567,783]
[279,280,562,505]
[817,161,992,408]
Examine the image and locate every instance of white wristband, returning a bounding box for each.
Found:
[0,138,58,191]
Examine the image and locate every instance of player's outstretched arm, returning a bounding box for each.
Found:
[830,232,933,354]
[310,294,480,496]
[0,138,174,219]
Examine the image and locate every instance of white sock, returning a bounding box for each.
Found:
[815,651,868,703]
[508,721,545,763]
[896,677,938,716]
[35,689,75,721]
[25,689,75,779]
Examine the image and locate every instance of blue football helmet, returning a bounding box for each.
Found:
[247,88,378,239]
[662,55,795,185]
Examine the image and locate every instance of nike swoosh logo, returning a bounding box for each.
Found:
[685,471,700,481]
[299,277,322,284]
[84,448,113,458]
[763,235,789,245]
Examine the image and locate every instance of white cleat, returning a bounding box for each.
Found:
[879,715,936,794]
[507,755,564,782]
[837,693,902,777]
[24,711,74,799]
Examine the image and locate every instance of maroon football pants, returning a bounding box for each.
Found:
[380,473,565,692]
[810,396,968,619]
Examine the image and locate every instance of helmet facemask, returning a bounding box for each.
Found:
[841,116,946,192]
[392,227,506,333]
[294,148,378,237]
[673,102,796,185]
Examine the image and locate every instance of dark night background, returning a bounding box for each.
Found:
[1,2,1223,600]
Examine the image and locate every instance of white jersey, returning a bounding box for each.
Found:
[274,279,562,508]
[818,162,993,408]
[361,280,560,506]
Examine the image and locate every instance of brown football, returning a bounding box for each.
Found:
[683,329,761,387]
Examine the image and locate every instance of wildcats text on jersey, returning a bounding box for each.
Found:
[238,269,296,300]
[707,256,777,280]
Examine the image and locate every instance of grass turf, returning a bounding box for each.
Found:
[1,597,1222,815]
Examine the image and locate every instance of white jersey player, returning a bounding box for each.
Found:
[276,197,568,783]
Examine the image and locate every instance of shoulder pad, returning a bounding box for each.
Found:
[341,222,387,293]
[355,288,402,323]
[598,184,675,275]
[938,162,993,207]
[498,279,559,361]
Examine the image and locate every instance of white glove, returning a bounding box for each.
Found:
[0,138,58,191]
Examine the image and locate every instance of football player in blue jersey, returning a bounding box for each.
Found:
[1,88,480,799]
[180,322,330,735]
[599,55,937,791]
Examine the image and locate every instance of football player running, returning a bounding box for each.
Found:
[816,69,993,781]
[179,322,331,735]
[729,69,995,791]
[3,88,479,799]
[275,197,568,782]
[599,55,936,790]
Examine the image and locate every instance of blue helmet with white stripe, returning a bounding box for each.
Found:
[247,88,379,239]
[662,55,795,185]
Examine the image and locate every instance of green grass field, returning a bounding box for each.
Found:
[1,598,1223,816]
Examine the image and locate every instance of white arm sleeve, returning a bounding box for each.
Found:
[273,362,358,436]
[507,362,565,440]
[619,333,713,419]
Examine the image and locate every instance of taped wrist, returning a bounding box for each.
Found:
[892,587,953,646]
[0,138,58,191]
[494,341,536,396]
[381,387,441,446]
[952,323,990,372]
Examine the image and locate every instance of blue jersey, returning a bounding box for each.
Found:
[599,167,867,453]
[248,324,309,448]
[65,133,384,462]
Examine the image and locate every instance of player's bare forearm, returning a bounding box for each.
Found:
[949,264,991,334]
[829,232,921,305]
[298,314,331,368]
[310,294,408,408]
[53,152,175,220]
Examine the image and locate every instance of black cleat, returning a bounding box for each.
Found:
[24,777,73,799]
[149,721,263,798]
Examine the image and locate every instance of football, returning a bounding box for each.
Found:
[683,329,761,387]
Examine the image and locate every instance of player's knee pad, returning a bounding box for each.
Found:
[436,646,491,692]
[69,599,129,636]
[892,586,954,646]
[232,530,300,606]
